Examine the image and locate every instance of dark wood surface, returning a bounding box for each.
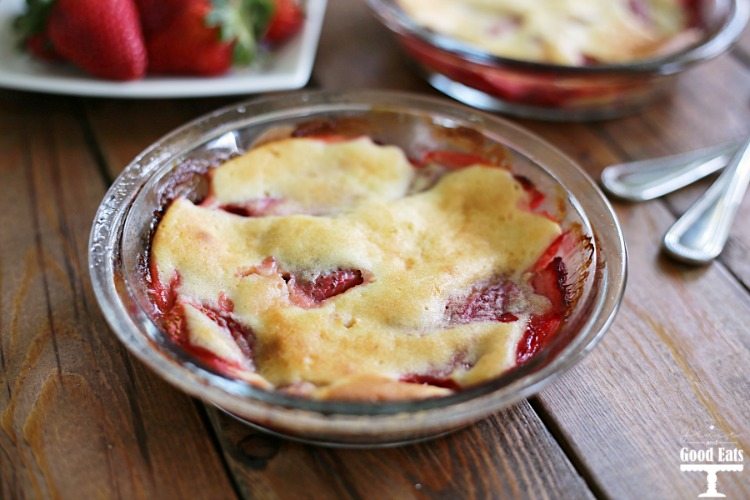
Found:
[2,0,749,498]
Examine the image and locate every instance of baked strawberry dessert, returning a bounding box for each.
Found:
[147,133,588,401]
[397,0,702,65]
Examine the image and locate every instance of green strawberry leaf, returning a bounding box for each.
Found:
[207,0,275,66]
[13,0,55,42]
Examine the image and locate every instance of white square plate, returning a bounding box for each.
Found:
[0,0,326,98]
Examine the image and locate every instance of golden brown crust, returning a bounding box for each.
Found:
[150,138,562,400]
[312,375,453,401]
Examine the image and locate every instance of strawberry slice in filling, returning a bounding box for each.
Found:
[517,253,570,364]
[284,269,366,306]
[445,279,523,325]
[237,257,367,307]
[148,269,256,373]
[218,198,283,217]
[400,353,474,390]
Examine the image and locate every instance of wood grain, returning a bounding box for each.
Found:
[4,0,750,497]
[532,198,750,498]
[313,0,430,92]
[0,92,236,500]
[519,55,750,289]
[83,99,210,180]
[655,56,750,288]
[205,404,594,500]
[517,99,750,498]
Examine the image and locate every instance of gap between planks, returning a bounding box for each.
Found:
[527,398,610,500]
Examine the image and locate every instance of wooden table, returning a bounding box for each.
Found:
[2,1,750,498]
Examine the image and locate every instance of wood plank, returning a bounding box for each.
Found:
[83,99,204,180]
[313,0,430,91]
[511,120,750,497]
[83,97,250,181]
[205,403,594,500]
[595,55,750,288]
[0,91,237,500]
[533,198,750,499]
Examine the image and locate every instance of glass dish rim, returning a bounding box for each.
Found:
[366,0,749,75]
[88,90,627,421]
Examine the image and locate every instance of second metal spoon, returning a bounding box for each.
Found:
[662,138,750,265]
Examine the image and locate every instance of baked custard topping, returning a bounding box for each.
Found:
[397,0,700,65]
[149,136,569,401]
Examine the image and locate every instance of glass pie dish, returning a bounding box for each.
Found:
[366,0,749,121]
[89,91,626,447]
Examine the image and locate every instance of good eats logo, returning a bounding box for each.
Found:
[680,426,744,498]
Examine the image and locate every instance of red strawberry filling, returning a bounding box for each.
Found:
[284,269,365,307]
[219,198,283,217]
[628,0,651,23]
[516,256,569,365]
[532,229,582,273]
[680,0,702,28]
[517,313,564,365]
[400,353,473,390]
[419,150,494,169]
[236,257,367,306]
[442,234,571,367]
[445,279,522,324]
[514,175,546,210]
[486,14,522,37]
[530,257,567,315]
[400,374,462,391]
[148,269,255,372]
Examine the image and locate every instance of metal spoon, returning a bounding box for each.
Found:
[601,141,740,202]
[662,138,750,265]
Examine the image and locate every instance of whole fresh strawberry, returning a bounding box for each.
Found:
[264,0,303,45]
[145,0,232,75]
[137,0,274,76]
[15,0,147,80]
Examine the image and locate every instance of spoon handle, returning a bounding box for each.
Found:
[662,139,750,265]
[601,141,739,201]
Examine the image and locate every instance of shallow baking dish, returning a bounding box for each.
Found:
[367,0,749,120]
[89,91,626,446]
